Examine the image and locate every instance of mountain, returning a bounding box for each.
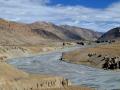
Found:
[0,19,47,45]
[61,25,102,41]
[0,18,102,45]
[98,27,120,41]
[29,22,83,41]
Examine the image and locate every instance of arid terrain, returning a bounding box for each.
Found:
[1,18,120,89]
[0,18,102,63]
[1,0,120,89]
[62,27,120,69]
[0,18,102,45]
[98,27,120,41]
[62,42,120,69]
[0,19,98,90]
[62,27,120,70]
[1,18,120,90]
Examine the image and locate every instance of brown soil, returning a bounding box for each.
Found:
[62,42,120,68]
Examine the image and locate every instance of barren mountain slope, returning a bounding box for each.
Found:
[0,19,47,45]
[98,27,120,41]
[29,22,83,41]
[61,25,102,41]
[0,19,102,45]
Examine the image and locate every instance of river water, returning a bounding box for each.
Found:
[8,47,120,90]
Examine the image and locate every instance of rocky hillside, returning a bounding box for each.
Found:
[98,27,120,41]
[61,25,102,41]
[29,22,83,41]
[0,18,102,45]
[0,19,47,45]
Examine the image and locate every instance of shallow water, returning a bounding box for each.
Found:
[8,47,120,90]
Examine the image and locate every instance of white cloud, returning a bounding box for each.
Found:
[0,0,120,32]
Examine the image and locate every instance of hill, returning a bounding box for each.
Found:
[29,22,83,41]
[98,27,120,41]
[0,18,102,45]
[61,25,102,41]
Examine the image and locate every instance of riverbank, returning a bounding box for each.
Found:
[0,45,62,61]
[0,63,72,90]
[62,42,120,69]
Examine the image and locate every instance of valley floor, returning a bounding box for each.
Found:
[0,43,94,90]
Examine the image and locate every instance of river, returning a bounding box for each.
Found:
[8,47,120,90]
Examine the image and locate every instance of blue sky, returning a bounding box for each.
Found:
[0,0,120,32]
[48,0,119,8]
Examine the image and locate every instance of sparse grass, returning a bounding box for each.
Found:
[63,42,120,68]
